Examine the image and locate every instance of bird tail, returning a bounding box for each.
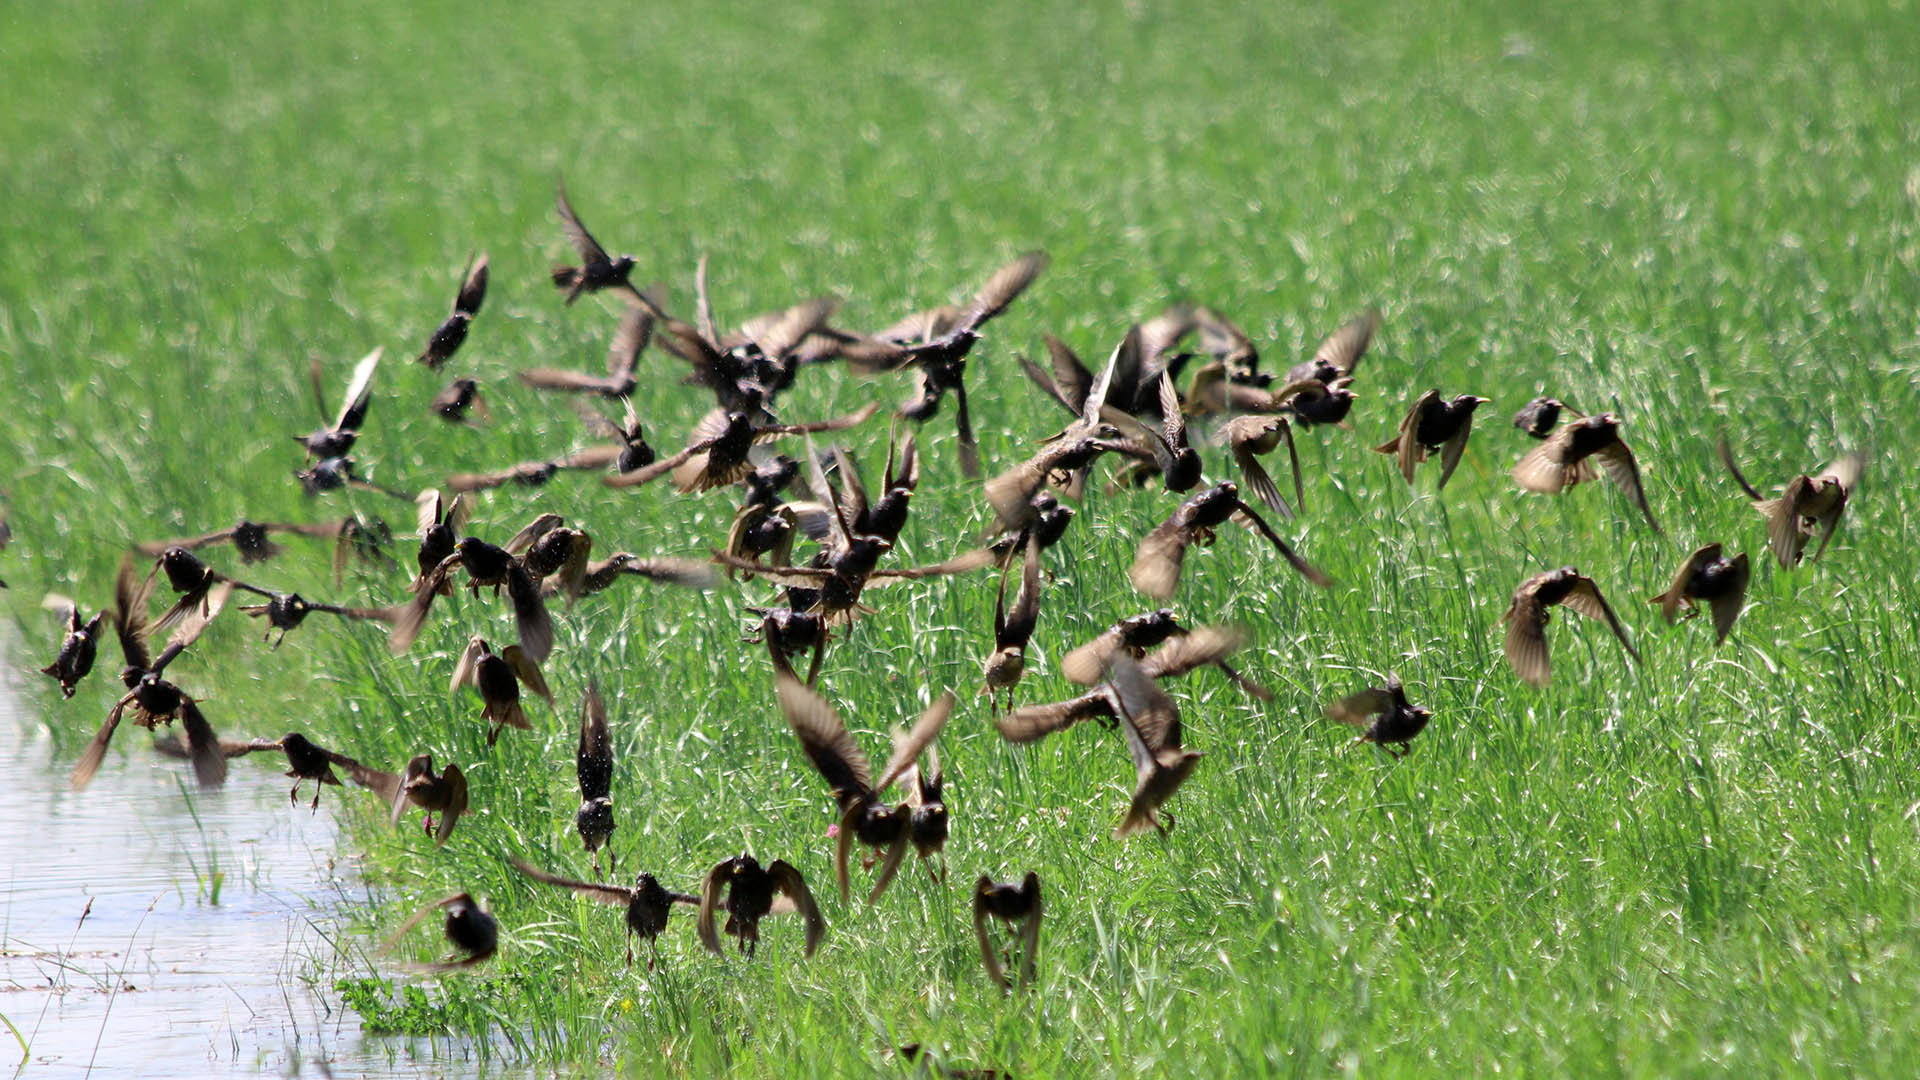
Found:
[550,264,582,288]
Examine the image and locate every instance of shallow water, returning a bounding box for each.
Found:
[0,656,526,1077]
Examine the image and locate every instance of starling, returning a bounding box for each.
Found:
[864,251,1050,477]
[429,378,488,424]
[136,518,365,566]
[294,347,382,461]
[554,552,717,598]
[416,253,489,369]
[1648,542,1751,645]
[391,754,469,847]
[1718,437,1864,569]
[980,532,1043,713]
[1217,413,1305,519]
[1513,396,1577,439]
[40,595,104,698]
[1372,390,1490,490]
[1108,653,1203,838]
[996,625,1255,744]
[775,675,954,903]
[154,731,402,810]
[903,748,949,871]
[71,570,230,791]
[1284,310,1381,385]
[551,181,654,308]
[604,403,880,494]
[985,333,1141,530]
[392,537,554,662]
[386,893,497,973]
[1325,674,1432,756]
[145,545,274,636]
[575,683,618,876]
[238,591,396,647]
[445,446,622,493]
[1193,306,1261,378]
[450,635,552,745]
[1501,567,1641,687]
[574,397,657,474]
[521,295,662,398]
[1512,413,1661,533]
[746,605,830,685]
[972,872,1043,990]
[695,853,826,958]
[511,860,698,968]
[1060,613,1270,700]
[294,455,410,501]
[1128,481,1332,600]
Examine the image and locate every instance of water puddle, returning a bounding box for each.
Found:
[0,654,527,1077]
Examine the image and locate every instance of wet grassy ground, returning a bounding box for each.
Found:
[5,0,1920,1075]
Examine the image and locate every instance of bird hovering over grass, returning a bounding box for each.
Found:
[520,294,662,398]
[1128,481,1331,600]
[696,853,825,959]
[1325,674,1433,757]
[1373,390,1490,490]
[511,859,698,968]
[137,518,367,566]
[1648,542,1750,645]
[1512,413,1661,534]
[238,590,396,647]
[1513,396,1577,439]
[972,871,1042,991]
[1718,436,1864,569]
[430,377,488,424]
[392,754,468,847]
[386,893,497,973]
[1107,653,1203,839]
[1501,567,1640,688]
[450,635,551,746]
[575,683,618,876]
[775,675,954,903]
[154,731,402,811]
[604,403,879,494]
[294,347,382,461]
[996,625,1255,744]
[416,253,488,369]
[551,181,654,308]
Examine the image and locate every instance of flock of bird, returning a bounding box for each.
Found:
[28,182,1866,1010]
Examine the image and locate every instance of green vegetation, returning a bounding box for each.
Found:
[5,0,1920,1074]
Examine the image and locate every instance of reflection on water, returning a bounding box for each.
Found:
[0,658,526,1078]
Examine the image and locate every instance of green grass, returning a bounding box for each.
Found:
[6,0,1920,1074]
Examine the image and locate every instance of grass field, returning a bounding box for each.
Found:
[6,0,1920,1074]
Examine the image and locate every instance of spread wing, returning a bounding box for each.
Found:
[993,688,1116,744]
[775,675,873,802]
[873,690,956,793]
[1561,576,1641,666]
[510,858,635,907]
[1595,438,1660,534]
[556,181,609,264]
[1310,309,1380,375]
[1325,687,1394,728]
[1502,593,1552,688]
[768,859,826,957]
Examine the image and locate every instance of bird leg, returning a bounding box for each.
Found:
[422,813,436,837]
[310,787,322,813]
[624,930,633,969]
[289,780,302,807]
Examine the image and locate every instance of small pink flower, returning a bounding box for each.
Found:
[826,824,841,838]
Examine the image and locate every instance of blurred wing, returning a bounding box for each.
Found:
[1595,439,1660,533]
[874,690,955,792]
[1141,625,1246,679]
[1325,687,1393,728]
[333,347,383,432]
[775,674,873,797]
[454,252,489,316]
[1129,517,1191,601]
[1502,598,1551,687]
[556,181,610,263]
[606,299,656,379]
[961,251,1048,331]
[1563,577,1641,665]
[768,860,826,957]
[510,858,634,907]
[1311,309,1380,375]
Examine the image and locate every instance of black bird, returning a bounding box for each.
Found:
[445,446,622,493]
[1129,481,1332,600]
[393,535,555,662]
[156,731,402,810]
[986,492,1075,567]
[1218,413,1305,519]
[1513,396,1578,439]
[1513,413,1661,534]
[1373,390,1490,490]
[775,675,954,903]
[605,403,880,494]
[1649,542,1751,645]
[972,872,1043,990]
[1501,567,1640,688]
[72,567,229,791]
[237,591,396,647]
[412,489,466,592]
[980,532,1042,713]
[903,749,948,874]
[145,545,274,636]
[430,378,488,424]
[511,860,698,968]
[1284,309,1381,385]
[1192,306,1261,379]
[996,625,1254,744]
[575,683,617,876]
[862,251,1050,477]
[550,552,718,598]
[985,334,1139,530]
[657,260,839,410]
[137,518,365,566]
[695,853,826,958]
[746,605,830,685]
[1326,674,1433,756]
[450,635,551,746]
[551,181,653,308]
[574,397,657,475]
[391,754,469,847]
[387,893,497,973]
[521,295,662,398]
[416,253,489,369]
[1060,612,1271,701]
[1108,653,1203,839]
[295,456,410,501]
[1106,371,1204,494]
[1718,437,1864,569]
[40,595,104,698]
[294,347,382,460]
